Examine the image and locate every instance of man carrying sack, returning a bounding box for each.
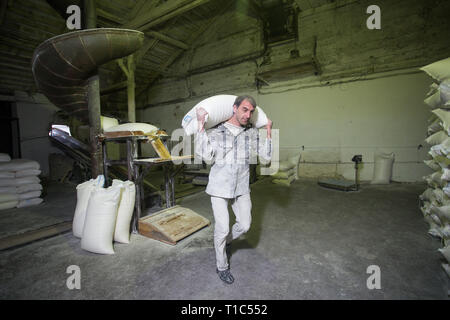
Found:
[194,95,272,284]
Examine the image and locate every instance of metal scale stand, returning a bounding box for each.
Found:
[318,155,362,192]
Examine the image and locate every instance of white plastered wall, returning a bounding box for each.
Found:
[138,0,450,182]
[14,92,63,176]
[255,71,434,182]
[140,71,433,182]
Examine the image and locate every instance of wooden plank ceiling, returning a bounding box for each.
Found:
[0,0,334,116]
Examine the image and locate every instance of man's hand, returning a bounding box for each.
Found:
[196,107,208,132]
[266,119,272,139]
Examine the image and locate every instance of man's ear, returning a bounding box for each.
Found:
[233,104,237,114]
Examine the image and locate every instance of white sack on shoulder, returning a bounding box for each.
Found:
[112,179,136,244]
[81,185,122,255]
[181,95,268,136]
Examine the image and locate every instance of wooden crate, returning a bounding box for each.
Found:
[138,205,210,245]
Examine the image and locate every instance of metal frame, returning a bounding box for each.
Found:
[101,135,191,234]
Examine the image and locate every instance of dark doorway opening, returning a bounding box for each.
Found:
[0,100,21,159]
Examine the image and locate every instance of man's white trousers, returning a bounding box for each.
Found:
[210,193,252,271]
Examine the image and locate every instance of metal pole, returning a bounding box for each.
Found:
[83,0,97,29]
[164,166,170,208]
[102,140,108,186]
[126,139,134,181]
[127,55,136,122]
[87,74,102,177]
[132,164,141,234]
[84,0,102,178]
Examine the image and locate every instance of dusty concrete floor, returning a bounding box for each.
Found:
[0,178,448,300]
[0,183,75,239]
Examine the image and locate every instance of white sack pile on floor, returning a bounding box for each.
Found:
[72,175,136,254]
[257,150,301,187]
[0,154,43,210]
[419,56,450,278]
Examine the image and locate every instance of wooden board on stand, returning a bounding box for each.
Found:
[138,205,210,245]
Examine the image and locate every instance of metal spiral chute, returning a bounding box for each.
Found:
[31,28,144,121]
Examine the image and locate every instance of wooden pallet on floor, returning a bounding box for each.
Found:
[0,221,72,251]
[138,205,210,245]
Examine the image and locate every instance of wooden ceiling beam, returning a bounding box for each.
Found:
[124,0,191,29]
[141,63,182,78]
[294,0,313,11]
[145,31,189,50]
[100,81,128,96]
[106,1,184,83]
[0,64,32,72]
[136,0,235,99]
[125,0,212,31]
[0,55,31,67]
[125,0,152,22]
[0,34,46,52]
[96,8,124,24]
[0,79,35,88]
[101,0,210,111]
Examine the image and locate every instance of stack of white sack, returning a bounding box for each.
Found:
[181,94,269,136]
[72,175,136,254]
[0,155,43,210]
[257,150,301,186]
[419,56,450,278]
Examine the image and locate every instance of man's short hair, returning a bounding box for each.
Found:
[234,95,256,109]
